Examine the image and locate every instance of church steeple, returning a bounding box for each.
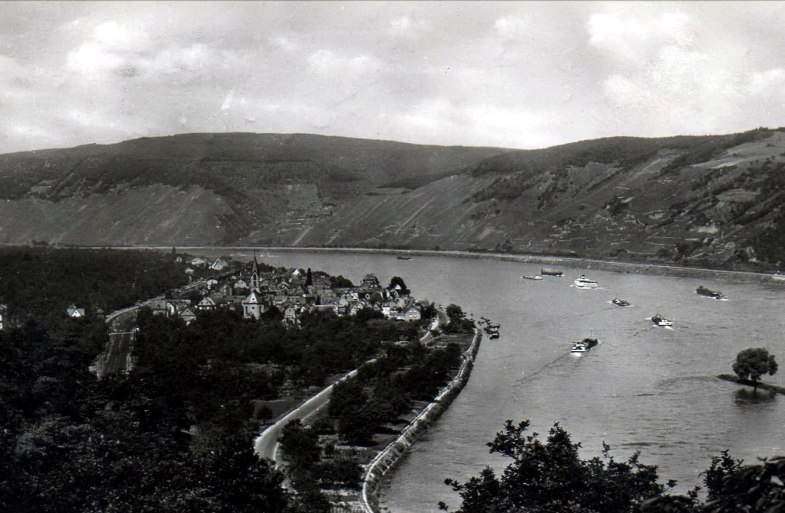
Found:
[250,251,260,291]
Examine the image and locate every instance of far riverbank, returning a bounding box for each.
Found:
[95,245,785,285]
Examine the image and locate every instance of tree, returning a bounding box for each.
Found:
[279,419,320,469]
[442,420,669,513]
[732,348,778,389]
[388,276,410,294]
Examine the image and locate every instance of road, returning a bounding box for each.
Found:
[254,366,362,463]
[93,280,208,378]
[255,314,444,463]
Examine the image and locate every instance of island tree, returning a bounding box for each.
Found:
[732,348,778,390]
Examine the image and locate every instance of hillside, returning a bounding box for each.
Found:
[2,129,785,268]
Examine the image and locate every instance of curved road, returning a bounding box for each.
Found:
[255,314,443,463]
[254,366,363,463]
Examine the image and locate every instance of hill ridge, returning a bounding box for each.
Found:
[2,128,785,268]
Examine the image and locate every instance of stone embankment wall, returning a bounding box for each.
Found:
[360,329,482,513]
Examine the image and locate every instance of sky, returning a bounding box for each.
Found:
[1,1,785,153]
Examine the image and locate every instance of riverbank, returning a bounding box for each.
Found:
[361,328,482,513]
[717,374,785,395]
[85,244,785,285]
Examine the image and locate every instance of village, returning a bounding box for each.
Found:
[134,254,424,328]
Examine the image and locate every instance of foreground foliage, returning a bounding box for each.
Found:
[444,421,785,513]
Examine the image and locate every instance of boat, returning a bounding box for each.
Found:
[541,268,564,277]
[574,275,599,289]
[485,323,500,339]
[570,337,599,353]
[772,273,785,282]
[651,313,673,327]
[611,297,631,307]
[521,274,543,280]
[396,256,412,260]
[696,285,725,300]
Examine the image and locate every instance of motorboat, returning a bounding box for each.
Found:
[521,274,543,280]
[611,297,631,307]
[651,313,673,327]
[574,275,599,289]
[396,256,412,260]
[696,285,725,300]
[541,268,564,276]
[570,337,599,354]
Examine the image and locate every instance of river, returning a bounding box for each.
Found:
[191,248,785,512]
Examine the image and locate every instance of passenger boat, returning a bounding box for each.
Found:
[396,256,412,260]
[574,275,599,289]
[521,274,543,280]
[541,268,564,276]
[570,337,599,354]
[696,285,725,300]
[611,297,631,307]
[651,313,673,327]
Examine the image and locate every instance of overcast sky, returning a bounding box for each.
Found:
[1,1,785,153]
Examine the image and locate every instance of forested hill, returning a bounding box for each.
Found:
[2,128,785,268]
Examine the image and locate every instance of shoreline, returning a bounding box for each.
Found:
[717,374,785,395]
[80,244,785,284]
[360,328,482,513]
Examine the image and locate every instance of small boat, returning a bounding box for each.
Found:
[521,274,543,280]
[772,273,785,282]
[696,285,725,300]
[396,256,412,260]
[541,268,564,277]
[574,275,599,289]
[651,313,673,327]
[611,297,631,307]
[570,337,599,353]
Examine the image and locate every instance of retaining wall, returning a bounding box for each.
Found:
[359,328,482,513]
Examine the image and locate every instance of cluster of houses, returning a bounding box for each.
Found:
[149,256,423,327]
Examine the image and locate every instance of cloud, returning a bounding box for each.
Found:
[308,49,384,76]
[588,11,695,62]
[395,98,549,148]
[747,68,785,95]
[494,15,525,40]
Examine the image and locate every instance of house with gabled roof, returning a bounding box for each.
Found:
[197,296,217,311]
[210,258,229,271]
[66,304,86,318]
[179,305,198,325]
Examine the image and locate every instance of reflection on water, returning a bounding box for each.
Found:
[734,388,778,405]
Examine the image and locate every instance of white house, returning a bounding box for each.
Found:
[66,304,86,318]
[210,258,229,271]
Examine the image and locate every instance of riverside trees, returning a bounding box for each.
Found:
[732,348,778,389]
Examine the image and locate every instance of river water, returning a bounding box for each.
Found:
[193,248,785,512]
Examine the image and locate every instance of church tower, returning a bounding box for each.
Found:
[250,252,260,292]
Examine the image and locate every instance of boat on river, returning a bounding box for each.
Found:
[396,256,413,260]
[521,274,543,280]
[574,275,599,289]
[651,312,673,327]
[541,268,564,276]
[611,297,632,307]
[570,337,599,353]
[696,285,726,300]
